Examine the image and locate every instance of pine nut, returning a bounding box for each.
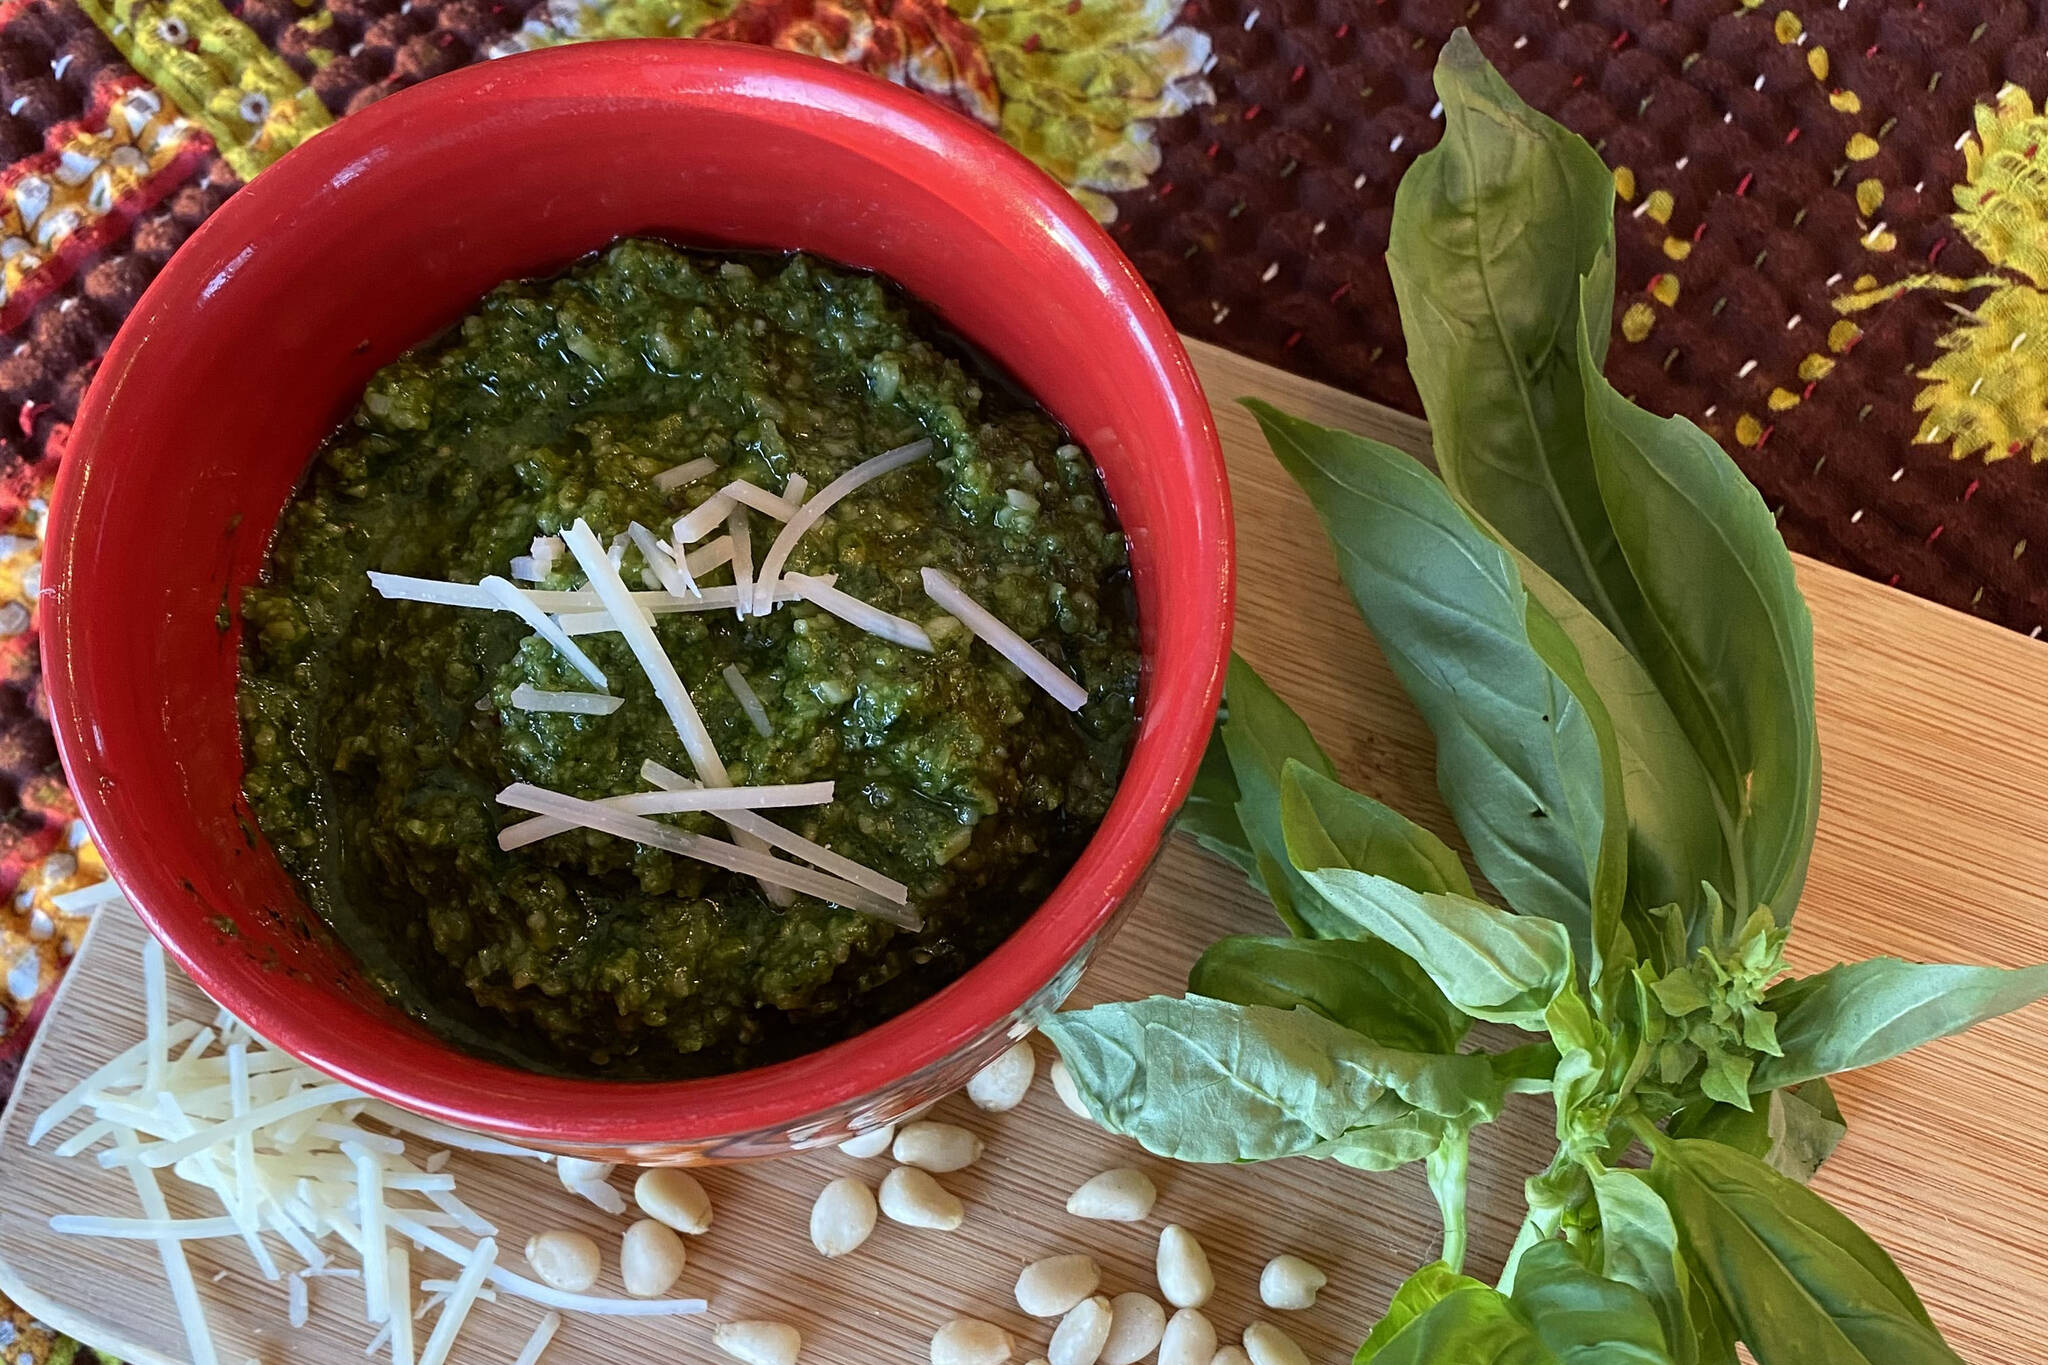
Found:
[1066,1168,1157,1221]
[1241,1323,1308,1365]
[931,1317,1015,1365]
[522,1229,600,1293]
[879,1166,965,1230]
[1159,1309,1217,1365]
[1016,1254,1100,1317]
[1049,1295,1113,1365]
[1156,1225,1214,1309]
[810,1175,878,1257]
[1258,1255,1326,1310]
[1209,1350,1251,1365]
[838,1124,896,1158]
[893,1121,985,1172]
[635,1167,713,1235]
[1048,1059,1090,1118]
[967,1040,1037,1112]
[619,1218,687,1297]
[714,1320,803,1365]
[1101,1292,1165,1365]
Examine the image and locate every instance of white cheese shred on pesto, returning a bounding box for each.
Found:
[508,685,625,717]
[753,437,932,617]
[495,783,902,918]
[640,763,917,921]
[653,456,719,492]
[720,479,800,522]
[727,503,754,621]
[626,522,692,599]
[552,577,827,637]
[683,534,732,581]
[920,567,1089,712]
[782,573,934,652]
[479,576,609,693]
[512,1311,563,1365]
[721,664,772,737]
[560,519,727,785]
[365,573,497,610]
[497,781,837,852]
[672,491,736,545]
[784,473,809,506]
[507,556,543,583]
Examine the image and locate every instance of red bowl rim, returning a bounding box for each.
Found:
[42,41,1234,1145]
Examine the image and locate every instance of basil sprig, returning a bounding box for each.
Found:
[1041,28,2048,1364]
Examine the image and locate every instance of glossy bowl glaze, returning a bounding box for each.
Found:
[42,40,1232,1162]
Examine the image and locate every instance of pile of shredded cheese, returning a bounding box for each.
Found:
[363,433,1100,922]
[32,930,704,1365]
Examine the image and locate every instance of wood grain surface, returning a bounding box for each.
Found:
[2,340,2044,1365]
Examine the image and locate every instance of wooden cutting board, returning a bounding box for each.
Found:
[3,340,2046,1365]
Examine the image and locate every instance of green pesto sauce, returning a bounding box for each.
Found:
[238,241,1139,1077]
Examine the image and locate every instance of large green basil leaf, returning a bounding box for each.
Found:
[1667,1080,1846,1184]
[1356,1262,1490,1363]
[1041,995,1504,1164]
[1388,30,1633,655]
[1755,958,2048,1091]
[1316,1113,1451,1172]
[1509,1241,1675,1364]
[1190,934,1469,1055]
[1178,720,1257,879]
[1281,761,1476,899]
[1574,286,1820,926]
[1649,1139,1961,1364]
[1212,653,1341,935]
[1589,1169,1721,1365]
[1247,398,1608,970]
[1360,1285,1554,1365]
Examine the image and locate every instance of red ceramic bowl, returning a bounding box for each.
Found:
[41,41,1231,1161]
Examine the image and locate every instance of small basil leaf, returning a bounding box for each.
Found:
[1355,1262,1491,1364]
[1316,1113,1450,1172]
[1755,957,2048,1091]
[1589,1169,1706,1365]
[1669,1082,1847,1184]
[1041,995,1505,1164]
[1216,653,1341,936]
[1359,1285,1552,1365]
[1575,281,1821,925]
[1649,1139,1962,1364]
[1190,934,1469,1055]
[1177,720,1258,878]
[1510,1241,1676,1364]
[1247,397,1607,971]
[1281,761,1476,898]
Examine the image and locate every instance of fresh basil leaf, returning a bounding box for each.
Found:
[1247,397,1608,970]
[1574,284,1820,926]
[1190,934,1469,1055]
[1755,957,2048,1091]
[1510,1240,1675,1364]
[1317,1113,1451,1172]
[1668,1081,1847,1184]
[1649,1139,1961,1364]
[1426,1125,1471,1272]
[1178,719,1258,878]
[1215,653,1341,936]
[1359,1285,1553,1365]
[1282,761,1476,898]
[1387,31,1624,628]
[1041,995,1505,1164]
[1589,1169,1708,1365]
[1355,1262,1490,1364]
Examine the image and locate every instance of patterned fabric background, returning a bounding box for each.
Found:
[2,0,2048,1351]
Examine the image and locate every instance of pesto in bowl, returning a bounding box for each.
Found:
[238,241,1139,1077]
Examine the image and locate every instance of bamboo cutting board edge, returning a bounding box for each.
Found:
[0,339,2044,1364]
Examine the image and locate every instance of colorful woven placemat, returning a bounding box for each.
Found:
[3,4,2048,1338]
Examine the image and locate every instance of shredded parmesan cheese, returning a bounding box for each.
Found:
[553,578,824,636]
[626,522,692,600]
[783,574,934,652]
[497,781,836,851]
[417,1237,495,1365]
[920,567,1090,711]
[722,664,772,736]
[512,1311,563,1365]
[753,438,931,616]
[728,504,753,620]
[508,685,625,717]
[784,473,808,506]
[479,576,609,692]
[653,456,718,492]
[508,556,543,582]
[683,535,733,580]
[720,479,800,521]
[672,491,736,545]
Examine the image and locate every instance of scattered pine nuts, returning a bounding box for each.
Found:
[1159,1309,1217,1365]
[1016,1254,1101,1317]
[931,1317,1015,1365]
[619,1218,688,1298]
[879,1166,966,1230]
[522,1229,600,1293]
[1048,1059,1090,1118]
[714,1320,803,1365]
[1209,1350,1251,1365]
[1048,1294,1113,1365]
[1258,1255,1326,1310]
[967,1040,1037,1112]
[1241,1323,1308,1365]
[838,1125,896,1159]
[810,1176,878,1258]
[1066,1168,1157,1222]
[635,1167,713,1235]
[1156,1225,1214,1309]
[894,1121,985,1173]
[1101,1292,1165,1365]
[556,1157,626,1213]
